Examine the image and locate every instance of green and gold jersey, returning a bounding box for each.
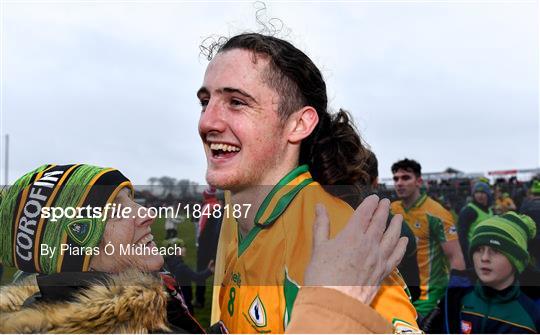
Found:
[391,194,458,316]
[212,165,419,333]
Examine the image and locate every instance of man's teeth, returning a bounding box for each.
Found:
[210,143,240,152]
[138,234,154,246]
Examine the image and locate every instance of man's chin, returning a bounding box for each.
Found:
[206,172,235,190]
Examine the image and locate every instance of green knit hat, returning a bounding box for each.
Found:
[531,180,540,195]
[469,211,536,273]
[0,164,133,274]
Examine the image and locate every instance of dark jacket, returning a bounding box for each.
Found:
[421,269,540,334]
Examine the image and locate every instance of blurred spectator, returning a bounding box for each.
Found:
[165,215,183,239]
[163,237,215,315]
[495,188,517,214]
[195,187,222,308]
[520,180,540,269]
[457,181,494,268]
[510,178,528,210]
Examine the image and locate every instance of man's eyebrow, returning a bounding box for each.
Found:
[222,87,257,103]
[196,86,258,104]
[196,87,209,99]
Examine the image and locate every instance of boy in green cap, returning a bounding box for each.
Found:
[422,211,540,333]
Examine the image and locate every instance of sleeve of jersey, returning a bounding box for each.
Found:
[371,270,422,333]
[441,209,458,242]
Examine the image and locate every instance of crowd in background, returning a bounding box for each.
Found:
[377,158,540,333]
[379,176,533,216]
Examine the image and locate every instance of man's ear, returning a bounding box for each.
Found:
[416,176,424,188]
[287,106,319,143]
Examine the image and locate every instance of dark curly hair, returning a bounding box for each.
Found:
[203,33,370,190]
[391,158,422,177]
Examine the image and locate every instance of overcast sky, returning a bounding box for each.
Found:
[1,0,538,185]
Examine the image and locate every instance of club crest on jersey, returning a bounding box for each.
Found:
[414,221,421,229]
[66,218,94,245]
[392,318,420,334]
[248,295,267,328]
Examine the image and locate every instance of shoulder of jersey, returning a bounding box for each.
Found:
[298,182,353,211]
[425,196,452,215]
[390,200,402,211]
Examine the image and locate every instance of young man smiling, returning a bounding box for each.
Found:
[198,33,419,333]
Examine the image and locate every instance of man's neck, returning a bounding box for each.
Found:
[231,162,299,238]
[232,186,270,237]
[402,190,421,209]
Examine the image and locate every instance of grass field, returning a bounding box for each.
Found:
[0,216,214,328]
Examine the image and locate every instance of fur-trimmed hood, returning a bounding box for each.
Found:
[0,270,171,333]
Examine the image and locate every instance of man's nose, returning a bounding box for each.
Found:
[199,99,227,134]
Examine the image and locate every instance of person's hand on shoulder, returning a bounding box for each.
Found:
[304,194,408,304]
